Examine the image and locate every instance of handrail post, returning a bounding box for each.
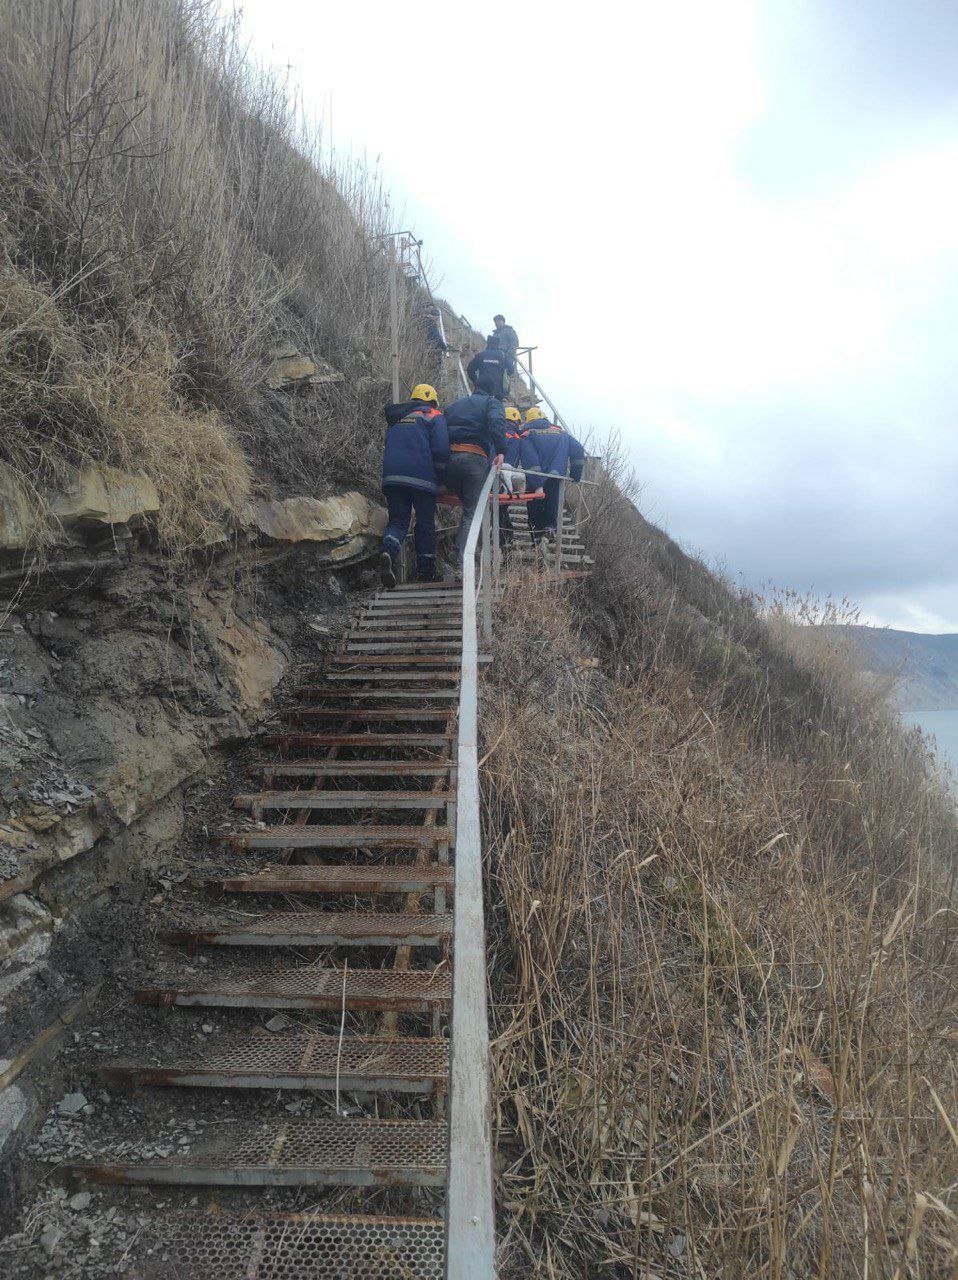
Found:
[555,477,566,578]
[447,467,497,1280]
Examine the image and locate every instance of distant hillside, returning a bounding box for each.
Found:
[840,626,958,710]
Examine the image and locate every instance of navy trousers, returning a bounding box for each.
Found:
[527,477,562,537]
[447,452,490,561]
[382,485,437,578]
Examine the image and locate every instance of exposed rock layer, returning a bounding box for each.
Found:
[0,489,380,1216]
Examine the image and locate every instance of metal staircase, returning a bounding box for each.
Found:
[69,578,462,1277]
[49,239,599,1278]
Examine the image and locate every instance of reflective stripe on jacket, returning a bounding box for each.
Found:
[525,423,586,482]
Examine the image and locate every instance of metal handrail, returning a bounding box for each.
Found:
[446,465,498,1280]
[512,350,568,429]
[387,231,471,397]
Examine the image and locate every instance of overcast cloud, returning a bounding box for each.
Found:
[238,0,958,631]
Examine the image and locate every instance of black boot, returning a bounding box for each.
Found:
[379,549,398,589]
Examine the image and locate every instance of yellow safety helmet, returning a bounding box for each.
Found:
[524,406,544,423]
[410,383,439,406]
[504,406,522,423]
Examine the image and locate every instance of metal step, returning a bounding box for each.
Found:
[72,1117,448,1189]
[282,708,453,723]
[251,761,453,779]
[136,965,451,1012]
[350,616,463,632]
[517,555,591,565]
[123,1211,445,1278]
[224,824,448,855]
[262,732,452,750]
[374,587,461,598]
[352,621,462,634]
[104,1031,449,1094]
[329,655,462,668]
[343,641,462,653]
[511,533,582,543]
[319,671,463,683]
[361,601,461,614]
[370,587,461,598]
[223,825,452,851]
[369,596,461,608]
[297,687,460,701]
[233,790,454,812]
[357,612,461,625]
[201,862,453,896]
[161,910,452,948]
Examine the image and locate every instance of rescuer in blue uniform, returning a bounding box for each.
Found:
[379,383,449,587]
[523,408,586,541]
[466,338,511,400]
[443,391,507,565]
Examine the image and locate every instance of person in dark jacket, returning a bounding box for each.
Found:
[523,407,586,541]
[466,339,511,400]
[489,314,519,374]
[379,383,449,587]
[443,392,507,564]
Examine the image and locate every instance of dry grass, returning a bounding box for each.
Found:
[0,0,434,552]
[483,519,957,1276]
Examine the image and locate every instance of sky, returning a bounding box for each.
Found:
[236,0,958,632]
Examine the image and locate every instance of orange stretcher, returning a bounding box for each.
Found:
[436,490,544,508]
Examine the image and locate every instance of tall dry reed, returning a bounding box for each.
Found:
[482,561,957,1278]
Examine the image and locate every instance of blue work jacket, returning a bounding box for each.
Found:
[525,423,586,482]
[381,400,449,494]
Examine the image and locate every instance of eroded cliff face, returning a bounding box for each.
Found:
[0,479,386,1216]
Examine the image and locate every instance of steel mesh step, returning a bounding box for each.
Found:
[343,645,463,655]
[136,963,451,1011]
[283,708,453,722]
[252,761,453,778]
[128,1212,444,1278]
[224,825,452,851]
[329,657,462,671]
[319,672,463,683]
[262,732,452,750]
[104,1031,448,1093]
[161,910,453,948]
[296,686,459,700]
[73,1117,447,1188]
[202,862,454,895]
[352,621,462,632]
[233,790,453,812]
